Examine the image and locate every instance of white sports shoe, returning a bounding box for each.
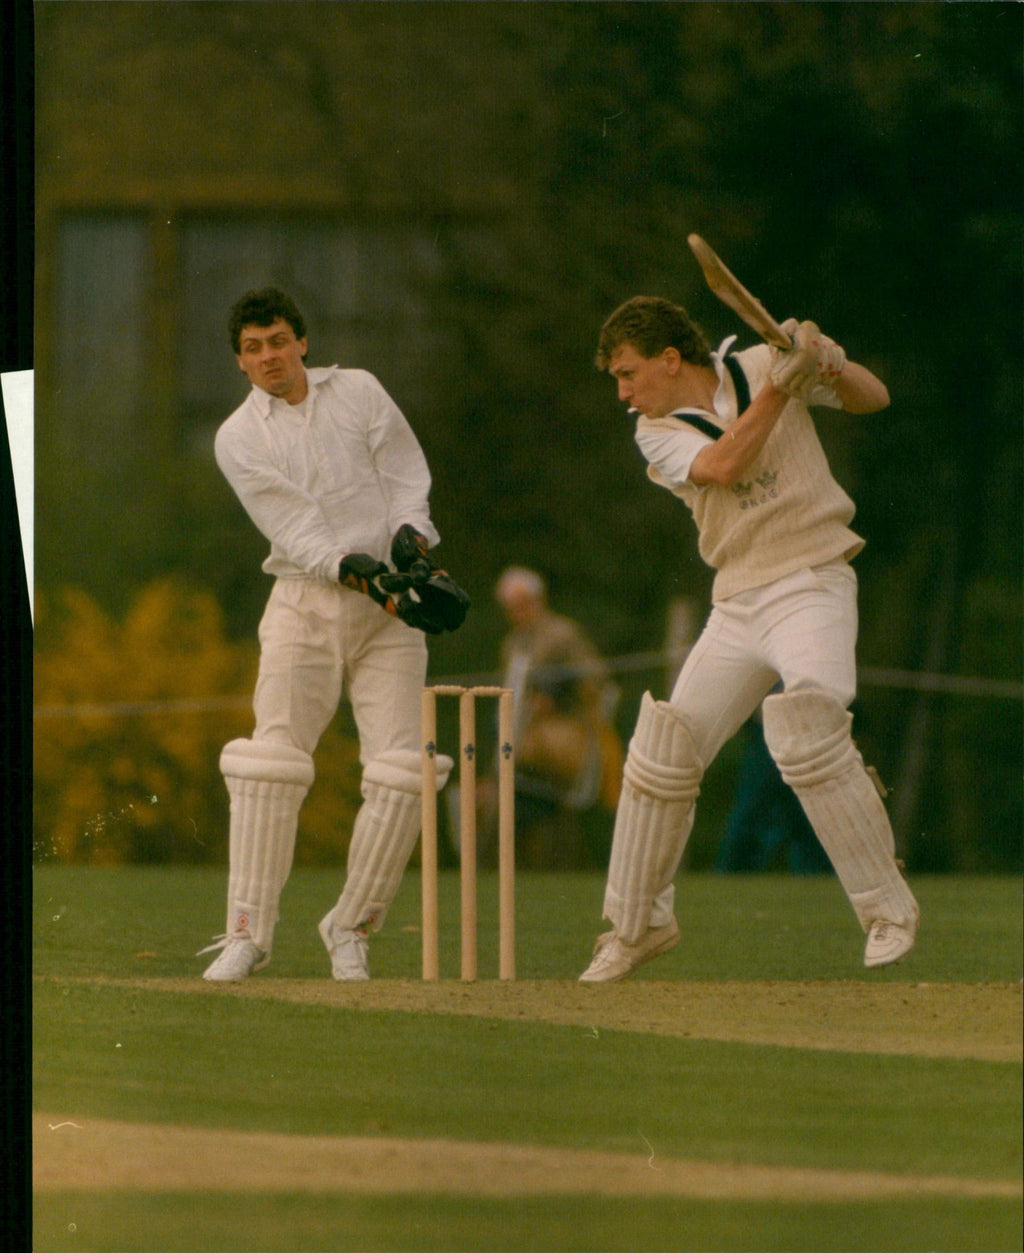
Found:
[318,916,370,981]
[200,934,269,982]
[864,917,918,968]
[578,918,680,984]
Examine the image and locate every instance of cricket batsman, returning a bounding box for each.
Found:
[579,293,919,982]
[199,287,468,982]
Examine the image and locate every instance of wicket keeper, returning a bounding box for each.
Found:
[199,287,467,982]
[579,296,918,982]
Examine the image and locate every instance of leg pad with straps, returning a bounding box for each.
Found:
[762,689,918,934]
[323,749,453,934]
[218,738,315,953]
[603,693,703,943]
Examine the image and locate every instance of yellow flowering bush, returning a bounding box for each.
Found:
[34,580,362,865]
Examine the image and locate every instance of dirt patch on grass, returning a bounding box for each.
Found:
[33,1113,1021,1200]
[86,976,1022,1062]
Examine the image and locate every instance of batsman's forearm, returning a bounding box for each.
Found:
[832,361,890,413]
[689,383,789,487]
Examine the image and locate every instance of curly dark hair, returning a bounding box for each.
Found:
[595,296,712,369]
[229,288,308,355]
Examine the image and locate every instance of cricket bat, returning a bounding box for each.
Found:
[687,234,792,349]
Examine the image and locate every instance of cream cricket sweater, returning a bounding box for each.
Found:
[636,344,864,603]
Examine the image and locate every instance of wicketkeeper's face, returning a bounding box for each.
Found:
[607,343,680,419]
[236,319,309,403]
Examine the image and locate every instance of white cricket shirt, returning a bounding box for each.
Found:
[215,365,439,582]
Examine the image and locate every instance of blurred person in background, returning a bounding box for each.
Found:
[480,566,622,868]
[199,287,467,983]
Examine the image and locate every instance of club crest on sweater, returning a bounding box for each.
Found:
[732,469,780,509]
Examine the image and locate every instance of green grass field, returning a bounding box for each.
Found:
[33,867,1022,1252]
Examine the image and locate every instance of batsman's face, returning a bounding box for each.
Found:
[236,319,309,403]
[607,344,680,419]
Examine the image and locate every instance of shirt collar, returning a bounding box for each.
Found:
[251,364,338,419]
[709,336,738,419]
[710,335,738,370]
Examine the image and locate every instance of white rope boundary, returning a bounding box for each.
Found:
[33,652,1023,719]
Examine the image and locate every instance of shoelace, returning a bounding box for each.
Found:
[196,932,255,957]
[196,933,229,957]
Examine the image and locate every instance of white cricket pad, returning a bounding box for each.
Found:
[322,749,453,934]
[762,689,918,933]
[218,738,315,953]
[603,693,703,943]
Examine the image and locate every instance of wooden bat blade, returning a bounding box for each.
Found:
[687,234,792,348]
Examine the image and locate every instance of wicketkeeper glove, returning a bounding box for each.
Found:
[339,553,399,616]
[385,523,470,633]
[390,524,434,579]
[378,566,471,635]
[769,319,846,402]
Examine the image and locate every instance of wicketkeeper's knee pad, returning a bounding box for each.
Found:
[221,737,317,790]
[604,693,703,942]
[762,689,918,933]
[325,748,454,934]
[218,738,316,951]
[360,748,454,798]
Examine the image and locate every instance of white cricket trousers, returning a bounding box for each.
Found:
[253,578,428,760]
[648,560,858,926]
[672,560,858,761]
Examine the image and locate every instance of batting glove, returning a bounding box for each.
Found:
[769,319,846,400]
